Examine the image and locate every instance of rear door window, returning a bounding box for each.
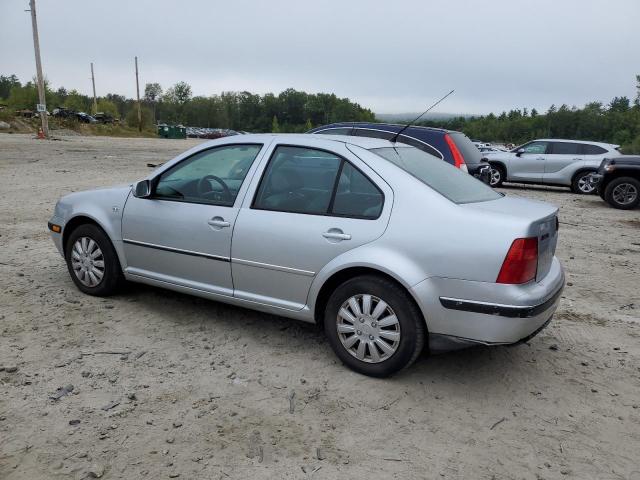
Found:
[550,142,581,155]
[253,145,383,218]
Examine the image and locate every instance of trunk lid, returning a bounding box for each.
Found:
[462,196,559,281]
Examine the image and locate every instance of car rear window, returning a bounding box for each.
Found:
[370,146,501,204]
[449,133,482,165]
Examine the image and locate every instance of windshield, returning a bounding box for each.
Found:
[370,146,501,204]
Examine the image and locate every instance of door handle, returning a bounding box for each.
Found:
[323,229,351,241]
[208,216,230,229]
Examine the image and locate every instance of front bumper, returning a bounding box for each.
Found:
[411,257,565,352]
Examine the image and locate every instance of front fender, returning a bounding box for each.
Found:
[54,185,132,270]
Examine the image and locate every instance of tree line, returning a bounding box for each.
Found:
[417,76,640,153]
[0,74,375,132]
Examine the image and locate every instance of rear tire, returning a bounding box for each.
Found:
[489,164,505,187]
[571,171,596,194]
[64,224,124,296]
[604,177,640,210]
[323,275,425,377]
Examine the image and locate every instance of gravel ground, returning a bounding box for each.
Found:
[1,133,639,480]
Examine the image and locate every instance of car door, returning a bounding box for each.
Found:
[508,141,549,182]
[231,141,392,311]
[121,143,266,296]
[543,141,583,185]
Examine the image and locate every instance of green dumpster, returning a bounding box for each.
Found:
[157,124,186,139]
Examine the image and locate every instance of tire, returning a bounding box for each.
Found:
[604,177,640,210]
[323,275,425,377]
[489,164,505,187]
[571,170,596,194]
[64,223,124,296]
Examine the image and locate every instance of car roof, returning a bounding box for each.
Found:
[312,122,455,134]
[535,138,619,148]
[209,133,399,150]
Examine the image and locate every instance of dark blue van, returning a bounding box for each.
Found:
[308,122,491,183]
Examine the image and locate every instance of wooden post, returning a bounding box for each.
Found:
[91,63,98,114]
[29,0,49,137]
[135,56,142,132]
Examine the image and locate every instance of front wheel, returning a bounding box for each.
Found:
[604,177,640,210]
[488,164,505,187]
[64,224,124,296]
[324,275,425,377]
[571,171,596,194]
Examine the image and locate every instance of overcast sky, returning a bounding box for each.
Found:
[1,0,639,114]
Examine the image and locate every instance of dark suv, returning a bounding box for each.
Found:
[590,156,640,209]
[308,122,491,183]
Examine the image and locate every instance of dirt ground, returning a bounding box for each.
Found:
[1,133,639,480]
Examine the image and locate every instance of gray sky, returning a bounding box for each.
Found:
[1,0,639,114]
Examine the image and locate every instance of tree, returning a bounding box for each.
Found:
[165,81,192,104]
[271,115,280,133]
[0,74,20,99]
[144,82,162,122]
[96,99,119,118]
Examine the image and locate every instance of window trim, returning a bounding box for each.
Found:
[250,144,385,220]
[149,142,264,208]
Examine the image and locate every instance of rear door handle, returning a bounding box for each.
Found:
[208,216,230,229]
[323,229,351,241]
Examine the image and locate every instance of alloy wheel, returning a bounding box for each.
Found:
[336,294,400,363]
[71,237,105,287]
[612,183,638,206]
[577,174,596,194]
[489,168,502,186]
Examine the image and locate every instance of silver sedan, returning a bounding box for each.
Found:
[48,134,564,377]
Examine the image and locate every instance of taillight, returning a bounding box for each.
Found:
[444,134,466,170]
[496,237,538,284]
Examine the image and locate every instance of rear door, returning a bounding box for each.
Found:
[509,141,549,182]
[231,140,392,310]
[543,141,583,185]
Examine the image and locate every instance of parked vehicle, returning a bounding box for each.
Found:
[48,134,564,377]
[589,156,640,209]
[482,139,621,193]
[93,112,116,124]
[308,122,492,184]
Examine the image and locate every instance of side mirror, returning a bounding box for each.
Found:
[133,180,151,198]
[515,148,525,157]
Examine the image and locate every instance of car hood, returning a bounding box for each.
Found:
[55,184,132,220]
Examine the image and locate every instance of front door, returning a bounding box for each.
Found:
[231,143,391,310]
[508,141,549,182]
[121,143,265,295]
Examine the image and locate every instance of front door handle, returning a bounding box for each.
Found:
[208,216,230,229]
[323,229,351,241]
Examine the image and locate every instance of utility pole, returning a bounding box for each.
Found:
[90,63,98,114]
[28,0,49,137]
[135,56,142,132]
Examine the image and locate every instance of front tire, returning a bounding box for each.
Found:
[324,275,425,377]
[604,177,640,210]
[571,171,596,194]
[64,224,124,296]
[489,164,505,187]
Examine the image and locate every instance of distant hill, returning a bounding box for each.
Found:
[375,112,476,123]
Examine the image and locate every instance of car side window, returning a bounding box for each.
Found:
[582,144,608,155]
[154,144,262,206]
[253,145,383,219]
[521,141,549,154]
[551,142,580,155]
[332,162,383,219]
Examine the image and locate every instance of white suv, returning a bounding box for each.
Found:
[483,139,622,193]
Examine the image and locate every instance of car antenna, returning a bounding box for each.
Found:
[389,89,455,144]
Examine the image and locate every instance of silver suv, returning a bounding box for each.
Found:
[483,139,621,193]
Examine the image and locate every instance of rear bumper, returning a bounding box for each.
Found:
[411,257,565,351]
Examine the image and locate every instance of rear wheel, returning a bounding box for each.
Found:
[324,275,425,377]
[489,164,505,187]
[604,177,640,210]
[571,171,596,194]
[64,224,124,296]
